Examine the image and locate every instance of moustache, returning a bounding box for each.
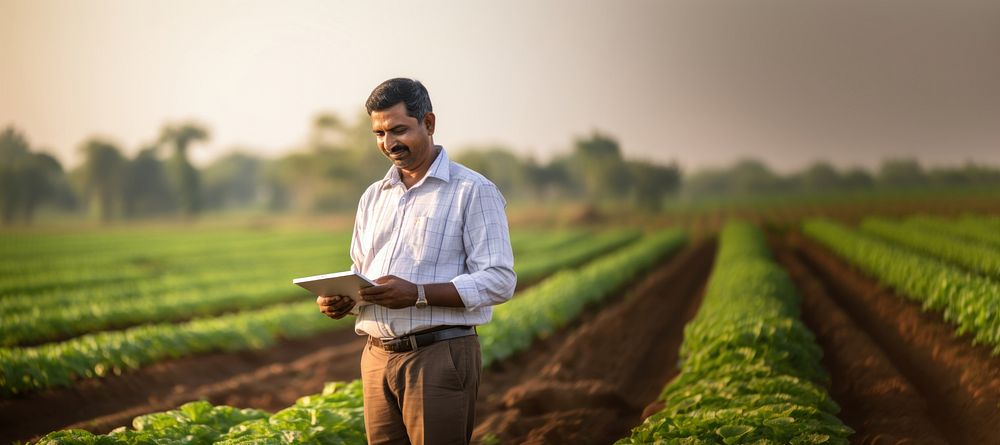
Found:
[388,144,409,154]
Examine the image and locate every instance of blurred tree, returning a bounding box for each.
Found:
[454,146,532,199]
[123,146,175,217]
[797,161,842,191]
[569,131,629,205]
[203,151,263,210]
[272,114,348,212]
[344,109,390,188]
[269,110,391,213]
[310,113,343,148]
[0,126,31,224]
[20,152,65,223]
[729,159,784,194]
[683,158,783,198]
[842,167,875,190]
[78,138,126,222]
[530,158,577,201]
[159,122,210,216]
[682,168,730,198]
[627,160,680,211]
[928,162,1000,186]
[0,127,71,224]
[877,158,926,188]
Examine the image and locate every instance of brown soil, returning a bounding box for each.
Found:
[472,240,716,445]
[771,236,949,445]
[786,232,1000,445]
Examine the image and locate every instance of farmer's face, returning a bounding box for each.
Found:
[370,102,436,173]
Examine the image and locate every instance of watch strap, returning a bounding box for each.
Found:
[416,284,427,308]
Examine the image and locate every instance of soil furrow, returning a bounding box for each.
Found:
[772,237,949,445]
[472,240,716,445]
[791,232,1000,445]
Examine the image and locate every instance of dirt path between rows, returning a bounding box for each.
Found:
[771,235,949,445]
[472,240,716,445]
[786,232,1000,445]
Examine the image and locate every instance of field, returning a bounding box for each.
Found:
[2,210,1000,444]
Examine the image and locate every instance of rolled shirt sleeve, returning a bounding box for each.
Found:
[450,183,516,311]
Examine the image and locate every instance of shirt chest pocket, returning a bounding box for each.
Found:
[407,216,465,262]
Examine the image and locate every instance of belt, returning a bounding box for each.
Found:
[370,325,476,353]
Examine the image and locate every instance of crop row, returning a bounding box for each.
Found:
[34,229,688,444]
[513,229,640,284]
[903,215,1000,250]
[803,218,1000,354]
[620,222,851,444]
[508,228,588,254]
[1,229,651,395]
[859,217,1000,279]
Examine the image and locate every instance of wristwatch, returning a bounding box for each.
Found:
[415,284,428,309]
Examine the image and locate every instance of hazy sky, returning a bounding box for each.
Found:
[2,0,999,172]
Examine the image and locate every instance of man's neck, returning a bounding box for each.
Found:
[399,146,441,189]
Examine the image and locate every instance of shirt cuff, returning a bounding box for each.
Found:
[450,274,483,311]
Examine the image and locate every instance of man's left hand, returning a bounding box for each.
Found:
[360,275,418,309]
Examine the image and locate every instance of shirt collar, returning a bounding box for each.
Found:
[381,145,450,189]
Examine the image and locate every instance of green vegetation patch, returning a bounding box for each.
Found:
[804,218,1000,354]
[904,215,1000,249]
[860,217,1000,279]
[619,222,851,445]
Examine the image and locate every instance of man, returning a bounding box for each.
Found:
[316,78,516,445]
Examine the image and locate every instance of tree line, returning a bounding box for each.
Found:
[682,158,1000,198]
[2,111,999,225]
[1,122,210,224]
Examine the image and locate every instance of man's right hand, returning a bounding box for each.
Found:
[317,295,356,319]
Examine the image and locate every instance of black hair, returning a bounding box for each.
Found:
[365,78,433,121]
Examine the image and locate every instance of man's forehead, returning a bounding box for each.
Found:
[370,103,414,129]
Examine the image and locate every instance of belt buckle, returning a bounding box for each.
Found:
[382,336,413,353]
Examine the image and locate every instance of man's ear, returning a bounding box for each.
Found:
[424,112,436,135]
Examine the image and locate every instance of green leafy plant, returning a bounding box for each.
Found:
[619,222,852,444]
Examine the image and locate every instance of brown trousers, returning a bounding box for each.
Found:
[361,334,481,445]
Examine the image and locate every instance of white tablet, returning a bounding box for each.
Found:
[292,271,376,303]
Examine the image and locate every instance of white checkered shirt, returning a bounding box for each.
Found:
[350,146,516,339]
